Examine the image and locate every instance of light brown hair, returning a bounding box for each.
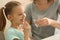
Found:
[0,1,21,31]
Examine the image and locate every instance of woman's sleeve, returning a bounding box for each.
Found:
[57,4,60,14]
[25,4,32,25]
[57,4,60,21]
[25,5,32,21]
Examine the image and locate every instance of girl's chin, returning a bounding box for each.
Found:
[20,20,25,24]
[19,22,24,24]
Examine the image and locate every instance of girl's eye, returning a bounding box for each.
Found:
[18,13,22,16]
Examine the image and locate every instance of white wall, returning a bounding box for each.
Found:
[0,0,32,8]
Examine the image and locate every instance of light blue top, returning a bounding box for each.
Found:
[5,27,24,40]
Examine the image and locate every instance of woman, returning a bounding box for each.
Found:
[0,1,30,40]
[25,0,60,40]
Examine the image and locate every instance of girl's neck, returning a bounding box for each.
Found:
[11,23,19,29]
[11,23,24,33]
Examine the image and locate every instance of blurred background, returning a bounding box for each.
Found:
[0,0,60,37]
[0,0,60,8]
[0,0,32,8]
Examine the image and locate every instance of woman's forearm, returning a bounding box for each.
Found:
[51,20,60,29]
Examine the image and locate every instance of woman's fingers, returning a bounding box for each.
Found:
[39,19,49,26]
[35,17,51,27]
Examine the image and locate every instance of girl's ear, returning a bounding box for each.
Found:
[7,14,13,21]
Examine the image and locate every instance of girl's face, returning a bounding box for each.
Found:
[8,5,26,25]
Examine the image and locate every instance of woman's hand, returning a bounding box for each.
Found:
[35,17,52,27]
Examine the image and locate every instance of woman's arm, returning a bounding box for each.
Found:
[35,17,60,29]
[50,19,60,29]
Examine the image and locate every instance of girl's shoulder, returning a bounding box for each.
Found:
[6,27,22,34]
[5,27,24,40]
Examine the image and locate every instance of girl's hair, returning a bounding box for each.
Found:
[0,1,21,31]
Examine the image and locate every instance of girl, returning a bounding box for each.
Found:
[0,1,30,40]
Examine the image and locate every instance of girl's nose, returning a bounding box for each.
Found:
[24,13,26,17]
[22,13,26,18]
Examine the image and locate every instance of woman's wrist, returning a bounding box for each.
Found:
[47,18,55,26]
[49,19,57,27]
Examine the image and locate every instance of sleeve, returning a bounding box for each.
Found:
[25,4,32,38]
[5,30,20,40]
[57,4,60,21]
[57,4,60,14]
[25,4,32,22]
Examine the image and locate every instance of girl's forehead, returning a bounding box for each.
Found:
[12,5,24,12]
[9,5,25,15]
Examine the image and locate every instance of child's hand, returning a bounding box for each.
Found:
[23,21,31,31]
[23,21,31,40]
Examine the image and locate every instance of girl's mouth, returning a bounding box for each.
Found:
[20,19,25,22]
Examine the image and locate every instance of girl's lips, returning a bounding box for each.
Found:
[20,19,25,22]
